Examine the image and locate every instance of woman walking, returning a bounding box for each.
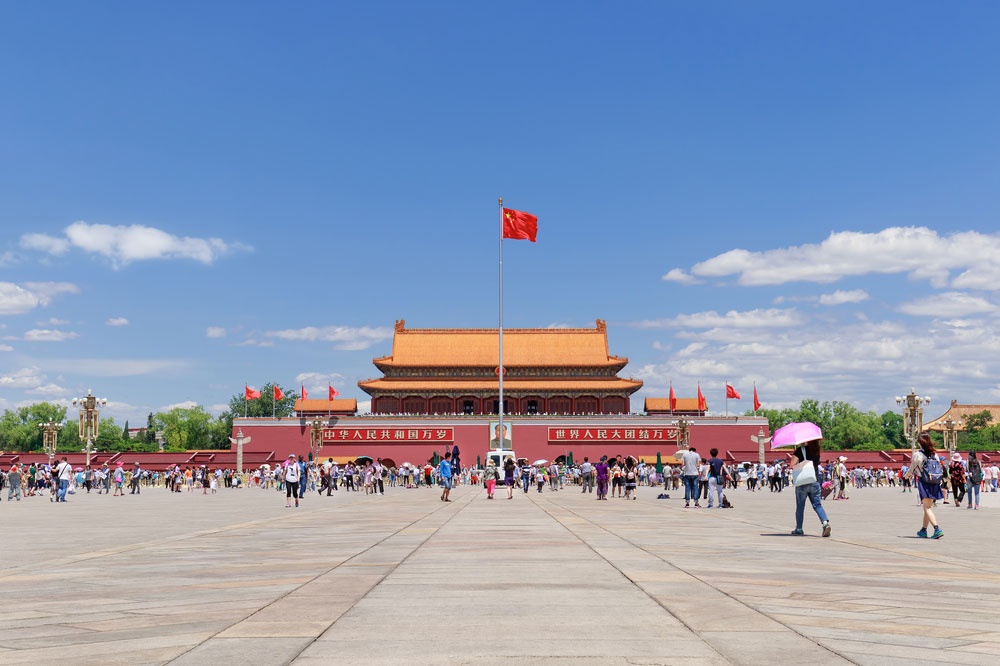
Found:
[503,457,516,499]
[484,460,498,499]
[790,437,832,537]
[907,433,944,539]
[284,454,301,507]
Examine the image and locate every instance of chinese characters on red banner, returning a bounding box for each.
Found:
[322,428,454,442]
[547,427,680,442]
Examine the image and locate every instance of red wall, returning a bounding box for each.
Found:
[231,415,770,465]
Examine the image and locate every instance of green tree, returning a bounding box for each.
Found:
[94,416,124,451]
[154,406,217,451]
[964,410,993,434]
[228,383,299,419]
[0,402,72,452]
[879,411,906,449]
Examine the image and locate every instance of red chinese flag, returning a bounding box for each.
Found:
[726,384,741,400]
[753,385,762,411]
[245,386,260,400]
[328,385,340,400]
[301,385,308,401]
[697,384,707,412]
[502,208,538,242]
[273,385,284,401]
[668,384,677,412]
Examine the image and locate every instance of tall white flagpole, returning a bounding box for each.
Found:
[498,197,505,451]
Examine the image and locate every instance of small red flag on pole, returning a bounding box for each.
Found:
[245,386,260,400]
[726,384,741,400]
[668,384,676,413]
[328,385,340,400]
[301,385,308,401]
[697,384,707,413]
[753,384,762,411]
[273,385,284,401]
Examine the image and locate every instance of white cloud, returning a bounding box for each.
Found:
[818,289,869,305]
[37,358,188,377]
[206,326,226,338]
[633,313,1000,415]
[0,367,46,389]
[0,344,12,352]
[21,221,250,268]
[634,308,804,330]
[0,281,79,315]
[21,232,70,255]
[897,292,998,318]
[106,317,130,326]
[28,383,67,396]
[295,372,346,394]
[265,325,393,351]
[160,400,199,411]
[662,268,700,285]
[39,317,70,326]
[669,227,1000,289]
[24,329,78,342]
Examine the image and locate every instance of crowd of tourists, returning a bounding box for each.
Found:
[3,447,995,521]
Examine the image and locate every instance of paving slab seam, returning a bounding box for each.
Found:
[0,514,324,583]
[164,493,473,665]
[531,494,859,666]
[629,501,1000,577]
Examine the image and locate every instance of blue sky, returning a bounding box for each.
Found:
[2,1,999,426]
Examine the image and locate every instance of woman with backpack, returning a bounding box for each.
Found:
[966,450,983,510]
[907,433,944,539]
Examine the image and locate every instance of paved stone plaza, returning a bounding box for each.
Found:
[1,481,998,665]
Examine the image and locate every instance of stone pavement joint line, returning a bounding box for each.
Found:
[0,483,997,664]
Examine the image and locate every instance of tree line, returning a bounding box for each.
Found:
[753,399,1000,451]
[2,390,998,453]
[0,383,298,454]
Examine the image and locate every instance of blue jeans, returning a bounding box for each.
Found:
[57,479,69,502]
[522,474,531,493]
[967,480,981,507]
[794,482,828,530]
[682,475,699,503]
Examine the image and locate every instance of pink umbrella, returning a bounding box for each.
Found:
[771,422,822,449]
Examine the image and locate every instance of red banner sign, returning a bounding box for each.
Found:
[548,427,679,442]
[322,427,454,443]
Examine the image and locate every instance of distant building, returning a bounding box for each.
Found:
[357,319,643,416]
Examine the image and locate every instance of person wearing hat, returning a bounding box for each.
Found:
[130,462,142,495]
[283,454,301,507]
[949,452,966,508]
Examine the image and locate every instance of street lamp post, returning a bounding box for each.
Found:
[308,418,325,460]
[942,417,961,455]
[677,417,691,448]
[895,388,930,452]
[72,390,107,468]
[38,421,63,466]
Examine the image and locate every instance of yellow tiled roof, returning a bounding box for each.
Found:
[358,378,642,393]
[924,401,1000,431]
[294,398,358,412]
[644,397,706,412]
[374,319,627,368]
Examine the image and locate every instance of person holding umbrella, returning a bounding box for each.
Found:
[773,422,831,537]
